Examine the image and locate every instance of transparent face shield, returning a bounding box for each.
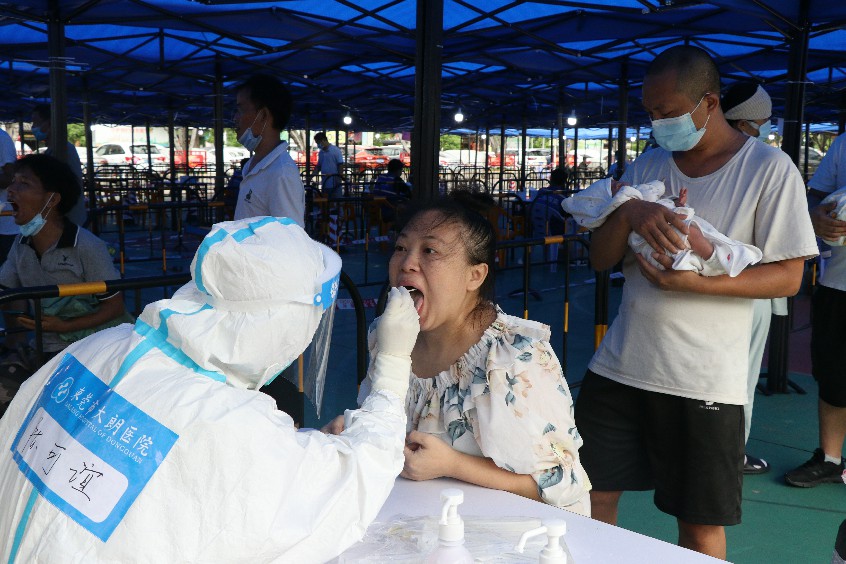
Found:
[268,245,341,418]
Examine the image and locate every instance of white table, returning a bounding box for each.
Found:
[350,477,720,563]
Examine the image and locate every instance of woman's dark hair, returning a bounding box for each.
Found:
[13,154,80,216]
[721,82,761,129]
[398,189,497,307]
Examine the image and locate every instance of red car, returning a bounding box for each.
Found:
[292,149,319,166]
[352,146,390,169]
[173,150,206,168]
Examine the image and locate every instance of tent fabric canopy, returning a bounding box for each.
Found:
[1,0,845,131]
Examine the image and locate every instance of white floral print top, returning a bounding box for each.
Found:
[359,307,591,514]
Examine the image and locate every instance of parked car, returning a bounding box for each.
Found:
[502,149,549,169]
[94,143,140,166]
[173,149,207,168]
[131,143,169,166]
[290,148,318,167]
[353,146,390,169]
[797,146,824,177]
[377,144,411,166]
[203,146,250,167]
[94,143,169,167]
[438,149,496,169]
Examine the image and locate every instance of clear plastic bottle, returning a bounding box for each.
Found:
[514,519,570,564]
[424,488,474,564]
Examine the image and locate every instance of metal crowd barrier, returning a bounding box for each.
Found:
[0,274,191,367]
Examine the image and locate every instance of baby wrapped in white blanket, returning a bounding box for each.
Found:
[561,178,762,277]
[819,185,846,246]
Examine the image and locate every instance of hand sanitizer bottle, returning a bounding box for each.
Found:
[425,489,474,564]
[514,519,569,564]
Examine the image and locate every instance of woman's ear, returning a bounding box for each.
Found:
[466,262,489,292]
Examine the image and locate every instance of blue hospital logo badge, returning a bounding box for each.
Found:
[12,354,178,541]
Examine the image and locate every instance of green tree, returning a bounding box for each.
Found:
[440,134,461,150]
[67,123,86,146]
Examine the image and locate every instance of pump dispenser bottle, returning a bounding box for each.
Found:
[514,519,569,564]
[424,488,474,564]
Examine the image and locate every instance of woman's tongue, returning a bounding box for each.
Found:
[410,290,424,313]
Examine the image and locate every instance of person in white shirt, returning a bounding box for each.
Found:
[232,75,305,227]
[574,46,817,559]
[313,131,345,198]
[784,131,846,487]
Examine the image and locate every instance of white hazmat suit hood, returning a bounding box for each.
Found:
[137,216,340,391]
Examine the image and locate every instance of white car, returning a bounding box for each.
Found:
[201,146,250,168]
[94,143,168,167]
[131,143,169,167]
[438,149,493,168]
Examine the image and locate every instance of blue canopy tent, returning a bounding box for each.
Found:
[1,0,845,195]
[1,1,845,128]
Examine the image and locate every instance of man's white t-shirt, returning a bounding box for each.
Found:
[589,138,818,405]
[234,141,305,227]
[0,129,18,236]
[809,133,846,291]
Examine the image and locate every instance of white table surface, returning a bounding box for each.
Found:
[362,477,720,563]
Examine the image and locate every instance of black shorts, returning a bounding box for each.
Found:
[811,285,846,407]
[575,370,744,526]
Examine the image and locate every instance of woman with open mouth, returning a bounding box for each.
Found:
[0,154,131,372]
[326,189,591,516]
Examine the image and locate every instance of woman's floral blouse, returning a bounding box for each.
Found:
[359,307,591,513]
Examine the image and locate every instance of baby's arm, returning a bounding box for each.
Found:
[687,223,714,259]
[672,187,688,207]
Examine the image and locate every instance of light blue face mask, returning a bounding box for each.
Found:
[651,95,710,152]
[237,113,266,152]
[747,120,772,142]
[31,126,48,142]
[20,195,54,237]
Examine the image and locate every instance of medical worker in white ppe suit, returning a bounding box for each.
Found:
[0,216,419,563]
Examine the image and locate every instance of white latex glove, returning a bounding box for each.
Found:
[370,287,420,399]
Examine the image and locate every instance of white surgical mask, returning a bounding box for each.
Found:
[650,95,710,152]
[238,113,267,152]
[20,195,54,238]
[746,120,772,142]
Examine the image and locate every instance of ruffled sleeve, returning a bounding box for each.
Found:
[468,315,591,510]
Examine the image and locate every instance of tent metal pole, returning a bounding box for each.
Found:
[410,0,443,200]
[557,106,564,173]
[305,111,312,179]
[214,59,225,199]
[82,80,96,232]
[484,124,490,190]
[146,121,153,176]
[47,0,67,163]
[617,59,629,176]
[168,109,176,180]
[520,115,527,194]
[768,0,810,395]
[499,116,505,192]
